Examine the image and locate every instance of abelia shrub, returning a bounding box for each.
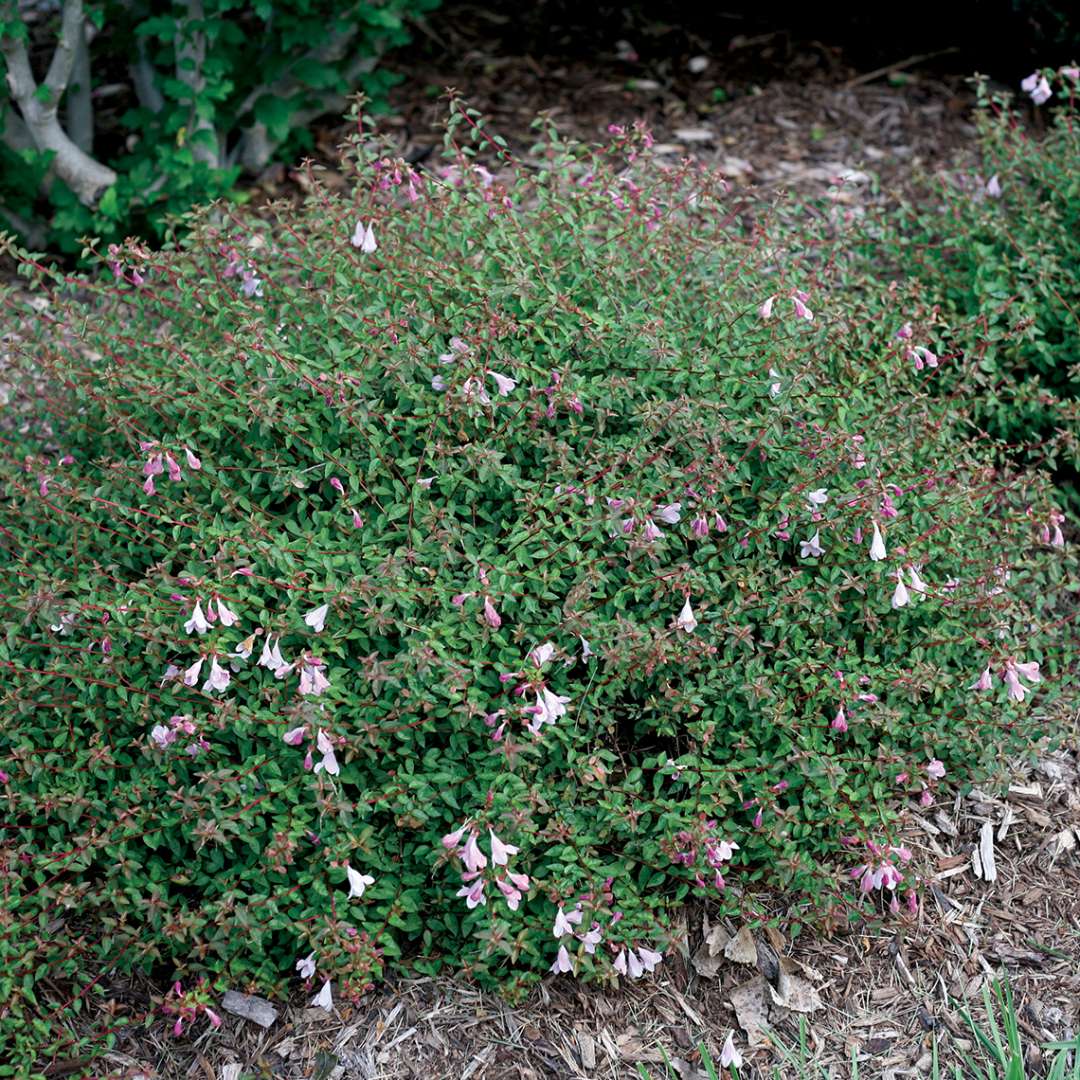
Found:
[0,99,1074,1068]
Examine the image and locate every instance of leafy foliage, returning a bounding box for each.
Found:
[0,101,1075,1074]
[0,0,438,251]
[884,68,1080,510]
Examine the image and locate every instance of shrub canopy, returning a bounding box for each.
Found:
[0,101,1074,1070]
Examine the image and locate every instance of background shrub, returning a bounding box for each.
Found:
[885,68,1080,511]
[0,101,1075,1072]
[0,0,438,251]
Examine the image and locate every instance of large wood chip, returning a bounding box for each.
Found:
[767,960,823,1013]
[728,976,771,1046]
[724,925,758,965]
[220,990,278,1029]
[979,821,997,882]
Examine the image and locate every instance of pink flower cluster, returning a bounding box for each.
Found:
[164,980,221,1037]
[664,814,740,891]
[140,441,201,496]
[149,714,209,756]
[442,824,529,912]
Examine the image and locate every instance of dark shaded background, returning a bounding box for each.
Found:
[470,0,1076,82]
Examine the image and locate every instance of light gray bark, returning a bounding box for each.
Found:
[0,0,116,206]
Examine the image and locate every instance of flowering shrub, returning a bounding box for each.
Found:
[0,100,1075,1070]
[884,67,1080,510]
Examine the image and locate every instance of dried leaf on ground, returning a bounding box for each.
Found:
[724,926,758,965]
[729,975,772,1046]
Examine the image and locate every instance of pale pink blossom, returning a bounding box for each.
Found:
[462,831,487,872]
[792,296,814,321]
[296,953,316,979]
[553,905,583,938]
[184,448,202,470]
[1021,72,1052,105]
[150,724,175,749]
[720,1032,743,1069]
[258,635,285,672]
[768,367,783,398]
[489,371,517,395]
[580,636,593,659]
[483,596,501,628]
[299,658,331,696]
[832,705,848,732]
[675,597,698,633]
[531,686,571,732]
[184,600,210,635]
[637,946,662,973]
[182,657,204,687]
[926,759,946,780]
[549,945,574,974]
[986,174,1002,198]
[642,518,664,542]
[655,503,682,525]
[806,487,828,508]
[1014,660,1041,683]
[351,220,378,252]
[456,877,486,909]
[215,597,239,627]
[891,572,910,609]
[908,565,927,594]
[800,530,824,558]
[969,665,992,691]
[495,876,523,910]
[532,642,556,667]
[202,655,231,693]
[758,295,775,319]
[346,864,374,899]
[580,924,603,953]
[489,829,518,866]
[1004,668,1027,702]
[442,823,467,850]
[282,725,306,746]
[303,603,329,633]
[311,980,333,1011]
[313,728,339,774]
[869,522,887,562]
[233,631,257,660]
[165,453,182,482]
[352,508,364,529]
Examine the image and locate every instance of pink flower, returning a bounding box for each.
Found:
[345,864,374,898]
[531,642,556,667]
[215,597,239,627]
[489,371,517,395]
[165,453,182,483]
[330,476,344,495]
[714,513,728,532]
[720,1032,743,1069]
[1021,72,1052,105]
[637,946,662,973]
[507,870,530,891]
[792,296,814,321]
[456,878,486,909]
[303,603,329,633]
[182,657,204,687]
[926,759,946,780]
[204,1008,222,1029]
[351,220,378,252]
[462,831,487,872]
[314,728,340,775]
[655,503,682,525]
[675,597,698,633]
[150,724,175,749]
[895,323,913,340]
[442,823,467,850]
[352,508,364,529]
[311,980,333,1011]
[891,572,910,610]
[869,522,886,562]
[758,296,775,319]
[483,596,501,628]
[296,952,316,979]
[184,600,210,635]
[969,665,992,691]
[690,515,709,538]
[642,518,664,542]
[282,725,306,746]
[258,635,286,672]
[495,876,523,910]
[986,174,1002,198]
[530,686,571,733]
[800,530,824,558]
[579,924,603,953]
[613,948,628,976]
[202,655,231,693]
[908,565,927,594]
[299,659,331,696]
[184,448,202,470]
[549,945,574,974]
[489,829,518,866]
[832,705,848,732]
[553,905,583,938]
[1014,660,1041,683]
